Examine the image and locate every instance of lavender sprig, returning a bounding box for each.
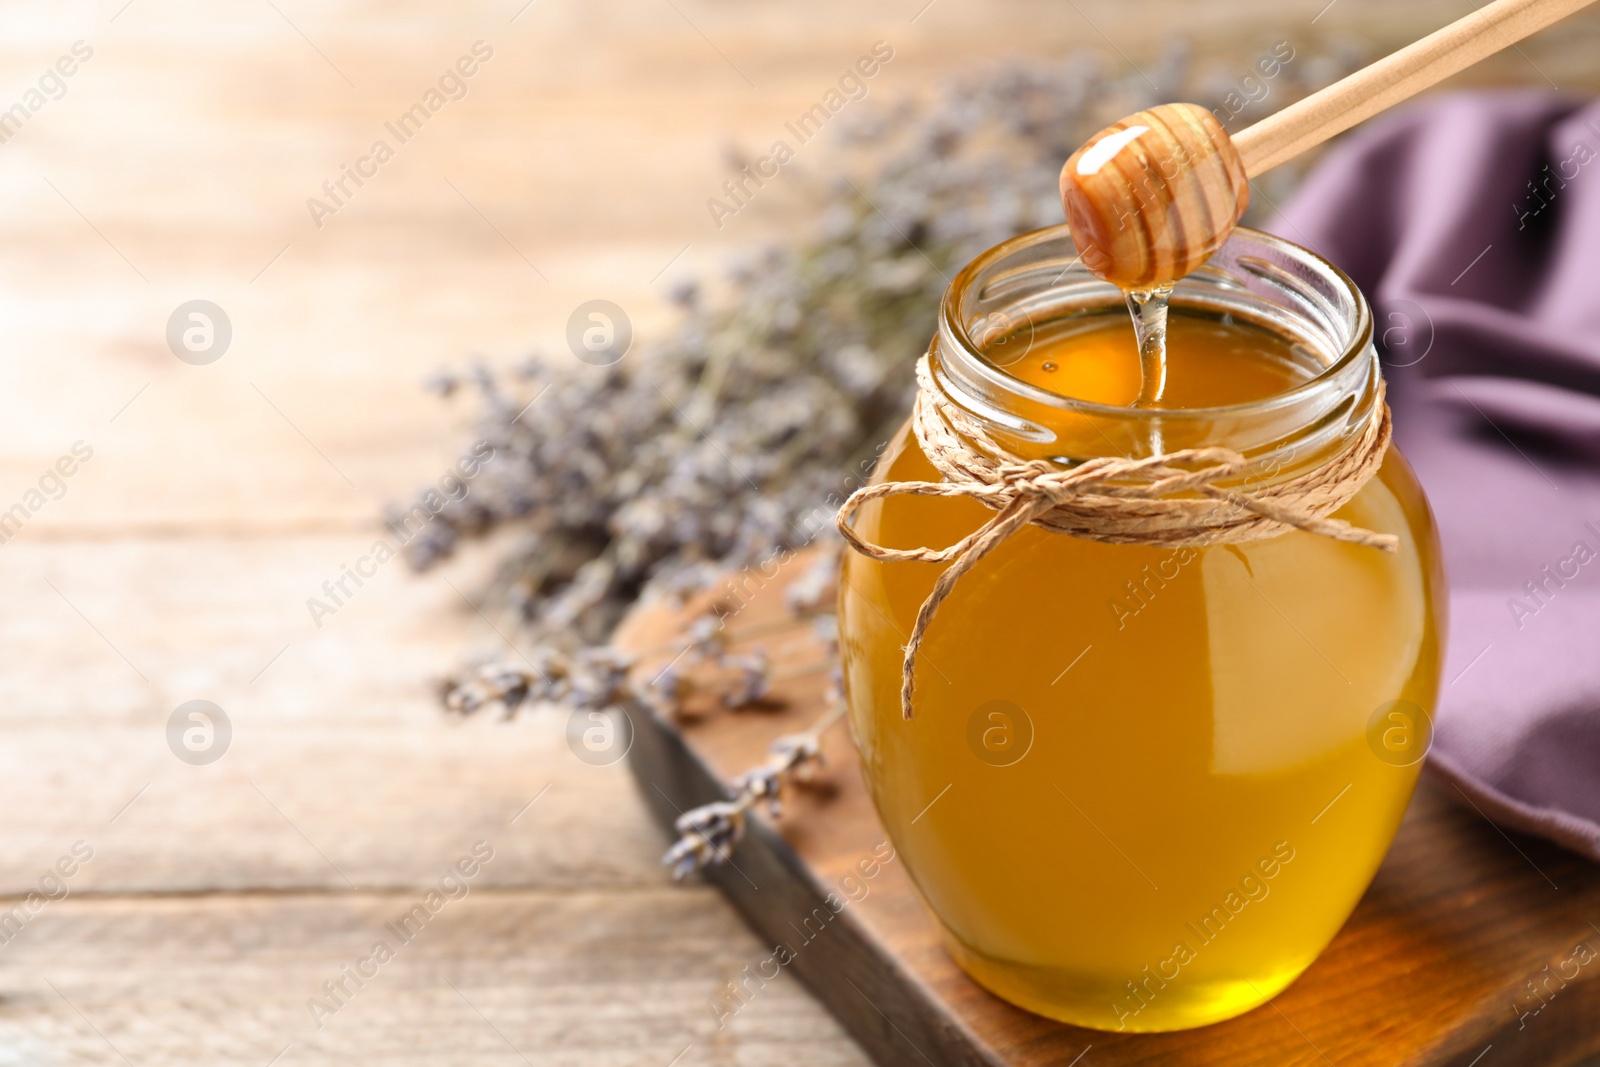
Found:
[663,701,847,880]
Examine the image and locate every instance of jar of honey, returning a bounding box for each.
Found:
[837,224,1445,1032]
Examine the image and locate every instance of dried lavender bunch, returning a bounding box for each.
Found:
[399,42,1364,652]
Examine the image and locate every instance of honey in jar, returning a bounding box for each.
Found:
[838,225,1445,1031]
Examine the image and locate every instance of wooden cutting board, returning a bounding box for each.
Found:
[616,550,1600,1067]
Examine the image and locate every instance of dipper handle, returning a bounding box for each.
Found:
[1236,0,1598,175]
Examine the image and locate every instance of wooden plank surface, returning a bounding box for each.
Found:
[619,549,1600,1067]
[0,890,874,1067]
[5,1,1600,1062]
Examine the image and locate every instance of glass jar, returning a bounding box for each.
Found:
[837,224,1446,1032]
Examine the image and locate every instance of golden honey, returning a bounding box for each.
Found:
[839,262,1445,1032]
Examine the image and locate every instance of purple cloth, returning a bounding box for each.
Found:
[1272,91,1600,862]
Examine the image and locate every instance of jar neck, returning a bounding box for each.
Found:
[928,224,1379,485]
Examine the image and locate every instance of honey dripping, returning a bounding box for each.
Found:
[1125,285,1173,407]
[1058,104,1252,423]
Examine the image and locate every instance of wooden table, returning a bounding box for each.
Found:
[3,2,1597,1063]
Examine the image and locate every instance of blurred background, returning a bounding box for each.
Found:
[3,1,1599,1063]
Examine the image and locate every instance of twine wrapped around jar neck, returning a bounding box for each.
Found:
[835,354,1398,720]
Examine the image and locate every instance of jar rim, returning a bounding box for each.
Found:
[936,223,1375,426]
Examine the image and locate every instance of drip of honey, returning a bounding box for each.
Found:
[1125,286,1174,408]
[1057,104,1253,411]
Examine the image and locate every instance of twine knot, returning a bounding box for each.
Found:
[835,354,1398,720]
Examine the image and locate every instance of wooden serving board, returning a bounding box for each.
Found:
[616,551,1600,1067]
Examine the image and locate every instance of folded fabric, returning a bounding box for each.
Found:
[1273,90,1600,862]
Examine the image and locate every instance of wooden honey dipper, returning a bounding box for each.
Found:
[1060,0,1599,289]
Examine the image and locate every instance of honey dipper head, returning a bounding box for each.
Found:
[1059,103,1249,290]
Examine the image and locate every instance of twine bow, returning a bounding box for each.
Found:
[835,355,1398,719]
